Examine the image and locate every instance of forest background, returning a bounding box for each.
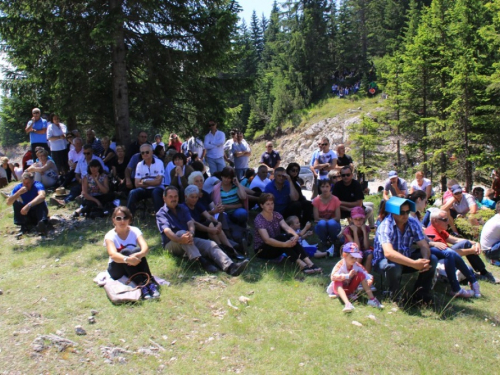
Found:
[2,0,500,191]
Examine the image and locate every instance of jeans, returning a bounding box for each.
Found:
[314,219,341,245]
[227,208,248,227]
[65,184,82,203]
[235,168,247,180]
[374,251,438,295]
[484,241,500,261]
[206,157,225,174]
[13,200,48,226]
[430,247,476,292]
[451,240,486,273]
[127,187,164,215]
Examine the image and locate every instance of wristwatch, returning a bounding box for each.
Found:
[123,256,128,264]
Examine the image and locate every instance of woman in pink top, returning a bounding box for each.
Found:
[312,179,341,247]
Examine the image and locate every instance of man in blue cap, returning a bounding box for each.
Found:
[373,197,438,304]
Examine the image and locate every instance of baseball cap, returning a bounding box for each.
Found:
[342,242,363,258]
[351,206,366,219]
[388,171,398,178]
[451,184,463,194]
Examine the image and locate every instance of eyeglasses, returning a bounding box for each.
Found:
[437,217,448,222]
[141,151,150,155]
[114,216,129,222]
[400,210,411,216]
[340,173,351,177]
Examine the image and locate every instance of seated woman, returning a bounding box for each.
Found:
[169,152,193,202]
[1,156,16,183]
[409,171,433,200]
[312,179,341,251]
[218,167,248,229]
[111,145,129,195]
[183,185,245,260]
[254,193,321,274]
[104,206,160,300]
[188,171,224,218]
[26,148,59,189]
[77,159,114,218]
[286,162,313,225]
[99,136,117,170]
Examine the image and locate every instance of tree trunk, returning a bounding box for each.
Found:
[110,0,130,146]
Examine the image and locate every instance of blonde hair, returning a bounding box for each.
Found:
[0,156,8,164]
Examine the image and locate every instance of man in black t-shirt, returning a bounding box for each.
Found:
[332,166,374,226]
[334,144,354,172]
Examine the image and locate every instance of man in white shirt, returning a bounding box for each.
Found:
[313,137,337,180]
[127,144,165,215]
[232,131,251,180]
[186,129,206,160]
[249,165,271,192]
[204,120,226,174]
[223,130,237,167]
[480,202,500,265]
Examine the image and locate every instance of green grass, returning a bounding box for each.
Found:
[0,192,500,374]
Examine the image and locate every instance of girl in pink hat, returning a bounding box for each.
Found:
[343,206,373,273]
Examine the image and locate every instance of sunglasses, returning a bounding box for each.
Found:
[400,210,411,216]
[321,143,328,146]
[208,123,216,127]
[437,217,448,222]
[114,216,128,222]
[83,152,92,155]
[340,173,351,177]
[453,192,462,196]
[141,151,150,155]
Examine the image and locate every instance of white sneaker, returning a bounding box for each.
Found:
[343,302,355,313]
[367,298,384,309]
[449,288,474,298]
[326,245,334,257]
[470,281,481,298]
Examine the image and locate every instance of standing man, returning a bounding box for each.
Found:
[223,130,237,167]
[332,166,374,226]
[7,172,49,235]
[127,131,149,160]
[85,129,104,156]
[313,137,337,180]
[260,142,281,179]
[156,186,248,275]
[127,144,164,215]
[383,171,407,200]
[334,144,354,172]
[232,131,251,180]
[204,120,226,174]
[373,198,438,303]
[186,128,206,161]
[25,108,49,161]
[309,140,322,198]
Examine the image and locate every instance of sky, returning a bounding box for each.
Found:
[237,0,274,24]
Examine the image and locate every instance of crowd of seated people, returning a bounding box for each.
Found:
[2,107,499,306]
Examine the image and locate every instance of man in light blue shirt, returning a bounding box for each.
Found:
[204,120,226,174]
[25,108,49,161]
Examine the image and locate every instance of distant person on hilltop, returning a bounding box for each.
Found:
[25,108,49,161]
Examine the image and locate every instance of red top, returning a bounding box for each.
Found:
[424,225,449,244]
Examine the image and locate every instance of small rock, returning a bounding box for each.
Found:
[367,314,377,321]
[351,321,363,327]
[91,309,99,316]
[88,316,96,324]
[0,289,3,295]
[391,307,398,312]
[55,258,60,262]
[75,325,86,335]
[238,296,250,305]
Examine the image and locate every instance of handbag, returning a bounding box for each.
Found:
[103,272,150,304]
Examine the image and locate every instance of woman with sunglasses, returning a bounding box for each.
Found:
[104,206,160,300]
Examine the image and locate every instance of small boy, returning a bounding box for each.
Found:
[326,242,383,313]
[286,216,328,258]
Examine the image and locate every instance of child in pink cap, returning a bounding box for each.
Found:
[326,242,383,313]
[343,206,373,273]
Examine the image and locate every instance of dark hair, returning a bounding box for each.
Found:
[340,165,352,173]
[191,160,205,172]
[163,185,179,196]
[172,152,187,165]
[112,206,133,223]
[472,187,484,195]
[87,159,103,175]
[259,193,275,205]
[49,113,59,123]
[318,179,331,189]
[244,168,255,179]
[407,190,427,203]
[153,145,164,157]
[274,167,285,174]
[221,166,235,179]
[83,144,93,151]
[286,163,300,177]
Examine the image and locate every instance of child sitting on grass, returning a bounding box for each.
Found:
[285,216,328,258]
[342,206,373,273]
[326,242,383,313]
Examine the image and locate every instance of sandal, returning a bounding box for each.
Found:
[309,264,322,273]
[302,266,316,275]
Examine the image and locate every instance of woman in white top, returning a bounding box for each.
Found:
[26,148,59,188]
[409,171,432,199]
[104,206,160,300]
[46,114,68,174]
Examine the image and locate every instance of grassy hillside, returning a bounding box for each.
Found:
[0,184,499,373]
